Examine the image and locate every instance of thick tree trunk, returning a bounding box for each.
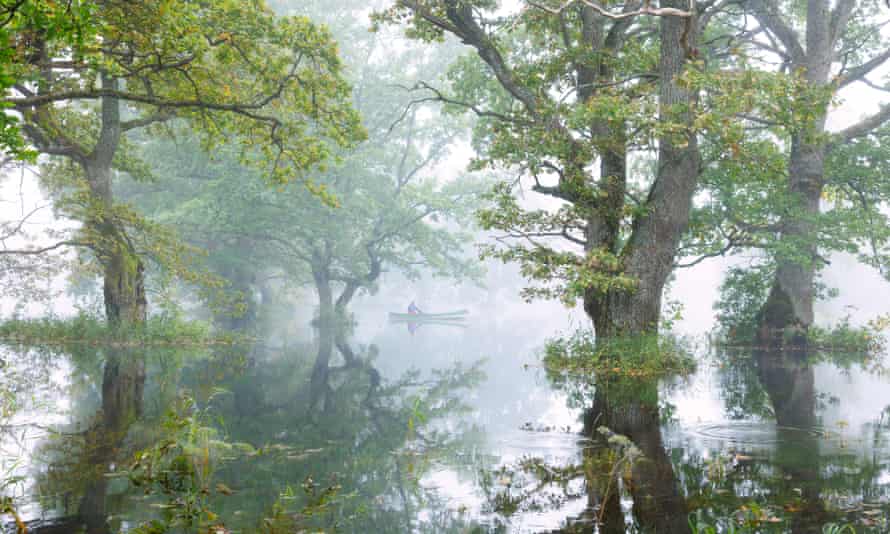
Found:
[85,163,148,326]
[88,77,148,326]
[759,137,826,339]
[101,232,148,326]
[585,3,699,340]
[757,0,831,338]
[586,285,663,340]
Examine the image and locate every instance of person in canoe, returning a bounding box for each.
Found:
[408,301,422,315]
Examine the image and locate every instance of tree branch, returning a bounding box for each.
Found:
[831,104,890,145]
[829,0,856,49]
[527,0,694,19]
[838,48,890,89]
[744,0,804,62]
[120,110,175,131]
[0,240,91,256]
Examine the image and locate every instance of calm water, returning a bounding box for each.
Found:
[2,302,890,532]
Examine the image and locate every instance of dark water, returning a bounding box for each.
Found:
[2,305,890,533]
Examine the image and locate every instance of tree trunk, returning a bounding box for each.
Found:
[759,137,826,340]
[101,230,147,326]
[757,0,831,338]
[313,265,334,323]
[85,162,148,326]
[585,3,699,341]
[334,280,360,318]
[88,77,148,326]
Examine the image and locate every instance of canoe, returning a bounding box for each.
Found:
[388,309,468,320]
[391,319,469,328]
[390,316,467,324]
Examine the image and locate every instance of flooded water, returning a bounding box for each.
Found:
[2,296,890,533]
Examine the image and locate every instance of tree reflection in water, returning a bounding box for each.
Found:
[12,347,148,534]
[477,340,890,533]
[689,343,890,532]
[542,371,690,533]
[6,329,890,532]
[78,350,146,534]
[755,344,822,533]
[12,320,487,533]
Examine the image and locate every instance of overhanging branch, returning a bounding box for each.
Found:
[527,0,694,19]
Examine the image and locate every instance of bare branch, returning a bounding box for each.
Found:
[832,104,890,145]
[838,48,890,89]
[0,203,51,241]
[0,240,90,256]
[527,0,694,19]
[744,0,805,62]
[390,82,530,132]
[859,76,890,94]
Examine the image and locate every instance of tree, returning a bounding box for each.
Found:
[684,0,890,340]
[119,1,482,327]
[0,1,97,160]
[375,0,749,339]
[2,0,363,325]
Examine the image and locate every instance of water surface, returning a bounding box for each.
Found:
[2,303,890,533]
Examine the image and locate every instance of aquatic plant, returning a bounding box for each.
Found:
[0,475,26,534]
[714,268,887,356]
[0,312,244,347]
[822,523,857,534]
[688,510,861,534]
[123,393,249,533]
[542,328,697,378]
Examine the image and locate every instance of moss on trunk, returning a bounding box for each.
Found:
[102,238,148,326]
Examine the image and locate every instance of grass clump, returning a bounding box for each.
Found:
[0,312,243,347]
[542,329,696,378]
[807,315,887,355]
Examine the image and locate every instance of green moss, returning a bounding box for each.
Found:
[542,329,696,379]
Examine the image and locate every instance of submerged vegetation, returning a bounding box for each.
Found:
[543,329,697,378]
[0,313,238,347]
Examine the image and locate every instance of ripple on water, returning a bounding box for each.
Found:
[688,421,827,446]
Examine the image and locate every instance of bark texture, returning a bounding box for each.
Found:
[585,2,700,338]
[751,0,831,336]
[89,78,148,325]
[99,224,147,326]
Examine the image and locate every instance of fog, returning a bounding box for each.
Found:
[3,0,890,532]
